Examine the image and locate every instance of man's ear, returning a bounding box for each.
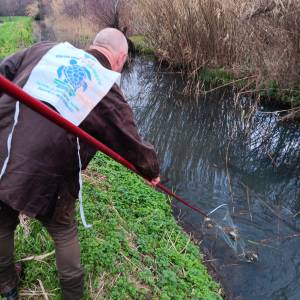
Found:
[117,52,127,70]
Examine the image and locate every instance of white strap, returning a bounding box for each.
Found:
[77,137,92,228]
[0,101,20,180]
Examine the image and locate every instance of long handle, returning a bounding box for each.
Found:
[0,75,208,218]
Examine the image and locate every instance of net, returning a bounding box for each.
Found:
[202,204,258,262]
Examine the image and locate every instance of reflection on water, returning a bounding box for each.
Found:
[121,58,300,300]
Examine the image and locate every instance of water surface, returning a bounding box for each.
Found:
[121,58,300,300]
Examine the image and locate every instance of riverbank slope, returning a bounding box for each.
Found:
[16,153,222,299]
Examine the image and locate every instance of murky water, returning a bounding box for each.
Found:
[121,58,300,300]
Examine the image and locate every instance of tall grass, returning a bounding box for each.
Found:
[137,0,300,95]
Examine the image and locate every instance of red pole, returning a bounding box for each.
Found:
[0,75,208,218]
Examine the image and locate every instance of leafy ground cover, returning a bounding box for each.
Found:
[0,16,33,59]
[14,153,222,299]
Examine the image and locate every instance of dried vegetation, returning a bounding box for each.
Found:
[137,0,300,112]
[44,0,134,48]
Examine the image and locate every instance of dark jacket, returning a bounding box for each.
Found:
[0,42,159,219]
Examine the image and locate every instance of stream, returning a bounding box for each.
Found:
[121,58,300,300]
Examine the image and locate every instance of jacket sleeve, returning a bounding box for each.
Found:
[80,85,160,179]
[0,48,28,80]
[0,48,28,97]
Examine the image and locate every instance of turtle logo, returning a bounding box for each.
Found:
[56,59,92,96]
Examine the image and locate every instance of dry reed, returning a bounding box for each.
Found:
[46,0,134,48]
[45,0,98,48]
[137,0,300,91]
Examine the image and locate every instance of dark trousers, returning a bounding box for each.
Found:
[0,201,84,300]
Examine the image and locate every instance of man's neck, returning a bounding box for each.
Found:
[89,45,115,70]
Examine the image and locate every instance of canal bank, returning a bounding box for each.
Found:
[129,35,300,122]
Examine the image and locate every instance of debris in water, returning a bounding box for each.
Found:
[204,217,214,229]
[228,230,238,241]
[205,205,247,255]
[222,226,239,241]
[245,251,259,263]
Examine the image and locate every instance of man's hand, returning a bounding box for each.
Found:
[151,176,160,186]
[145,176,160,187]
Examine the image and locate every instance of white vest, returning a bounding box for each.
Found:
[23,42,121,125]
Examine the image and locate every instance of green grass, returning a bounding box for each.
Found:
[14,153,222,299]
[200,68,236,87]
[0,16,33,59]
[129,35,155,56]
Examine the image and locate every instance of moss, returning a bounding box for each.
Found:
[200,68,235,87]
[200,68,300,108]
[15,153,222,299]
[129,35,155,56]
[259,81,300,107]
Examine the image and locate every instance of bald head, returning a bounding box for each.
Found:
[93,28,128,56]
[91,28,128,72]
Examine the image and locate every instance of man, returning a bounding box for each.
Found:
[0,28,160,300]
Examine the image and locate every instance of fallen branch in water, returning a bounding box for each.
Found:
[260,233,300,244]
[280,108,300,122]
[204,75,257,95]
[259,107,299,114]
[249,233,300,246]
